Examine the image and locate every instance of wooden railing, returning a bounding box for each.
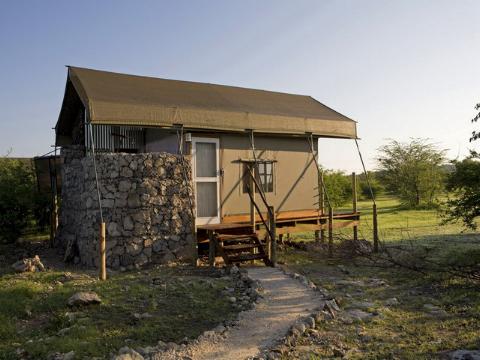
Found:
[243,167,276,265]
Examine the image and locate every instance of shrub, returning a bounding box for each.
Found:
[0,157,36,243]
[323,170,352,208]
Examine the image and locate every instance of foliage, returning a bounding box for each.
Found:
[323,170,352,208]
[376,138,446,208]
[357,171,384,200]
[0,157,36,243]
[442,152,480,229]
[469,102,480,142]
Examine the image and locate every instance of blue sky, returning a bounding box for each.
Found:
[1,0,479,171]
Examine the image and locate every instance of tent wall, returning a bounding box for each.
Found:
[218,134,318,218]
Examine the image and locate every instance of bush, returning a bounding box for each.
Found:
[0,157,36,243]
[358,172,384,200]
[323,170,352,208]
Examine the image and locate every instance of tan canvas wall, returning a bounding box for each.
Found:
[218,134,318,217]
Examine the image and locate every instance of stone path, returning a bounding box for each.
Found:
[158,266,324,360]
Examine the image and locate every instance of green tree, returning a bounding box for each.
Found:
[377,139,446,208]
[358,171,384,200]
[442,152,480,229]
[323,170,352,208]
[0,156,36,243]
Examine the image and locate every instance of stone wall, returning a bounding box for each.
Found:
[57,149,195,269]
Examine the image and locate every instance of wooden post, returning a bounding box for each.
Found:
[208,230,215,267]
[328,207,333,257]
[99,222,106,281]
[314,229,320,244]
[319,172,326,243]
[373,203,379,253]
[352,172,358,241]
[268,206,276,266]
[249,165,256,232]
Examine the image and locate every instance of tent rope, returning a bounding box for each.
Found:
[307,133,332,210]
[354,139,376,206]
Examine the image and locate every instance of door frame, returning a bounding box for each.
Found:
[191,137,221,225]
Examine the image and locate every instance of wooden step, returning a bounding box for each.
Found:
[226,253,268,263]
[216,234,258,242]
[222,243,259,252]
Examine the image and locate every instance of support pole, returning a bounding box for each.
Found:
[268,205,276,266]
[328,207,333,257]
[373,204,379,253]
[352,172,358,241]
[249,164,256,232]
[319,172,325,243]
[208,230,215,267]
[100,222,106,281]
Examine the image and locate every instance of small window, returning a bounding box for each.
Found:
[243,161,274,193]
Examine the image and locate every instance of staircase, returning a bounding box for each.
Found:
[214,233,273,266]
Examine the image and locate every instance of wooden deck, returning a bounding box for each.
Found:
[197,209,360,243]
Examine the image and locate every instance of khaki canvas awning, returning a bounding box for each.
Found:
[56,66,357,143]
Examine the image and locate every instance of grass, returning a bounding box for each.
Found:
[0,265,240,360]
[279,195,480,359]
[293,195,476,243]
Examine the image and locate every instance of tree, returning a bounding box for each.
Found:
[358,171,384,200]
[0,156,36,243]
[323,170,352,208]
[442,152,480,229]
[376,139,446,208]
[469,103,480,142]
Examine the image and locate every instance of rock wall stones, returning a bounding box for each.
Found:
[57,150,195,269]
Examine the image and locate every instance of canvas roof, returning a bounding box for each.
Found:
[56,66,357,143]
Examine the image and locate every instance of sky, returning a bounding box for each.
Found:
[1,0,480,172]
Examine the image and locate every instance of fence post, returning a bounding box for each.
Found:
[99,222,106,281]
[373,203,379,253]
[352,172,358,241]
[268,205,276,266]
[328,207,333,257]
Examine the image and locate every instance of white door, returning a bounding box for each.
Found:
[192,137,220,225]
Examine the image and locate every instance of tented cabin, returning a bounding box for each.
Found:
[54,67,359,268]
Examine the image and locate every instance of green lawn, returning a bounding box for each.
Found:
[279,195,480,359]
[293,195,475,243]
[0,265,240,360]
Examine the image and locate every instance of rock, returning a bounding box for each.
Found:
[214,325,227,334]
[347,309,373,322]
[228,297,237,304]
[423,303,442,311]
[57,327,71,336]
[304,316,315,329]
[448,350,480,360]
[332,348,346,357]
[337,265,350,274]
[11,255,45,273]
[324,299,340,313]
[229,265,240,275]
[67,292,102,307]
[114,347,144,360]
[384,297,399,306]
[348,301,375,310]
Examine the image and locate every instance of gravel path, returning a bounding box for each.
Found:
[160,266,323,360]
